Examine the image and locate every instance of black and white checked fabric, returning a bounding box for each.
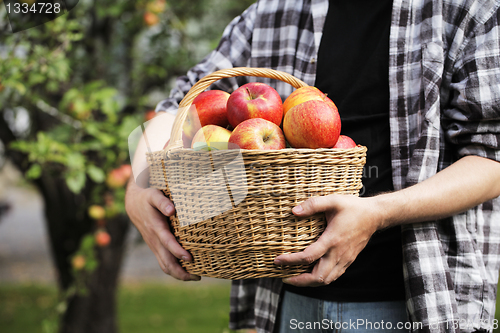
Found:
[156,0,500,332]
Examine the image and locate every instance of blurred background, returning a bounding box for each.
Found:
[0,0,255,332]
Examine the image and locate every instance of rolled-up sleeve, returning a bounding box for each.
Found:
[443,9,500,162]
[155,3,257,114]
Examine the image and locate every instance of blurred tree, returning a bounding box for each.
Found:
[0,1,255,332]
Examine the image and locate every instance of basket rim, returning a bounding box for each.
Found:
[147,144,368,159]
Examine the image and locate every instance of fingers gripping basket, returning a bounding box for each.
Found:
[148,68,366,279]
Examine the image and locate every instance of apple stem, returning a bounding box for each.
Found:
[246,87,254,100]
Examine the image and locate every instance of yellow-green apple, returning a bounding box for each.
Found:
[88,205,106,220]
[227,82,283,128]
[147,0,166,13]
[228,118,286,150]
[283,100,341,149]
[283,86,337,117]
[72,255,86,270]
[333,135,356,148]
[191,125,232,150]
[182,90,231,146]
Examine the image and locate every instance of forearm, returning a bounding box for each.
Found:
[376,155,500,229]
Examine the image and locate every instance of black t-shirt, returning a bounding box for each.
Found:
[283,0,405,302]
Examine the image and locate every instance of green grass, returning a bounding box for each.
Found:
[118,283,232,333]
[3,283,499,333]
[0,283,240,333]
[0,284,55,333]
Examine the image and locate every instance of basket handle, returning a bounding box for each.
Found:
[165,67,309,154]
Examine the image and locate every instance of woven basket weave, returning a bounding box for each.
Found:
[148,67,366,279]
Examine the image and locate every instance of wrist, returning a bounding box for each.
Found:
[125,178,142,221]
[371,191,407,230]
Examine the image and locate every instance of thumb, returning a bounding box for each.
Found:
[292,195,339,217]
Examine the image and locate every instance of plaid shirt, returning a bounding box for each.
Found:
[156,0,500,332]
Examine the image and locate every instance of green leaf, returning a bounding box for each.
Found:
[86,258,98,272]
[26,164,42,179]
[13,82,26,95]
[87,165,105,183]
[81,234,95,250]
[66,171,86,194]
[28,73,46,85]
[66,152,85,170]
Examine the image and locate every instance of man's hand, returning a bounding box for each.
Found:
[274,195,383,287]
[125,177,201,281]
[274,155,500,288]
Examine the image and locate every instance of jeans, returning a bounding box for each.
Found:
[275,290,410,333]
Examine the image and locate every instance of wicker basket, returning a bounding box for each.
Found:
[148,67,366,279]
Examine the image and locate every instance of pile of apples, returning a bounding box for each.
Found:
[181,82,357,150]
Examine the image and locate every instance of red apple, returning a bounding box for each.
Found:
[333,135,356,148]
[283,100,341,149]
[283,86,337,117]
[228,118,286,150]
[95,230,111,247]
[191,125,232,150]
[106,165,132,188]
[145,110,156,121]
[227,82,283,128]
[144,11,159,26]
[182,90,231,145]
[119,164,132,179]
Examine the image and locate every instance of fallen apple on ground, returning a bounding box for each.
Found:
[228,118,285,150]
[227,82,283,128]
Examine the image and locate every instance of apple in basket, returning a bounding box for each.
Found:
[282,86,337,117]
[227,82,283,128]
[191,125,232,150]
[182,90,231,146]
[228,118,286,150]
[283,100,341,149]
[333,135,357,148]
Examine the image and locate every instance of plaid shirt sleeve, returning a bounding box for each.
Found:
[395,1,500,332]
[443,5,500,163]
[154,3,257,114]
